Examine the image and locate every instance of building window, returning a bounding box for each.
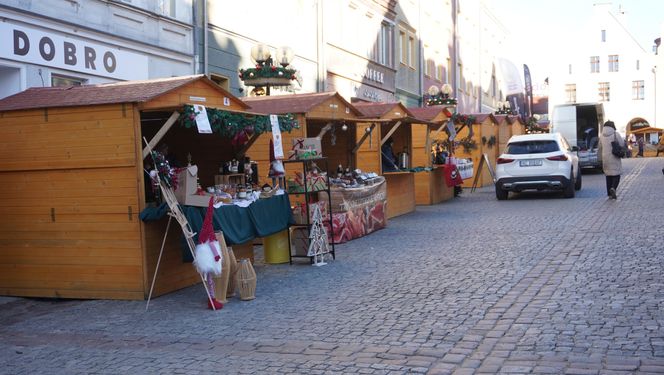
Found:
[599,82,610,102]
[159,0,175,17]
[491,74,496,97]
[408,36,416,68]
[601,29,606,42]
[51,74,85,87]
[436,64,443,81]
[636,59,640,70]
[447,58,452,84]
[378,22,393,67]
[569,64,572,74]
[399,30,407,65]
[458,62,463,92]
[632,80,645,100]
[210,74,229,91]
[565,84,576,103]
[590,56,600,73]
[609,55,619,72]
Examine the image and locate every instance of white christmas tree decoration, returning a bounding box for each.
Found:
[307,203,331,266]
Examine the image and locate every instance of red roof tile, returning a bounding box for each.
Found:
[407,106,449,122]
[242,92,362,117]
[352,102,414,119]
[0,75,247,112]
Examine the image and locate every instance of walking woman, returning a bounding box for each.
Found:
[598,120,624,199]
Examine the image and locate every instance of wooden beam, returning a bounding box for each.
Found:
[380,121,402,146]
[351,123,376,154]
[141,111,180,159]
[235,132,260,159]
[316,122,334,139]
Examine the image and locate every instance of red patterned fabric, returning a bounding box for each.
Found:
[443,164,463,187]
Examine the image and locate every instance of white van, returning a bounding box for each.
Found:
[551,103,605,169]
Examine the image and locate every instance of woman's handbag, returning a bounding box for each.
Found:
[611,133,626,158]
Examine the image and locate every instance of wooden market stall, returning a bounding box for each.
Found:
[241,92,362,175]
[0,75,292,300]
[241,93,390,245]
[353,102,419,218]
[453,114,499,189]
[407,106,456,205]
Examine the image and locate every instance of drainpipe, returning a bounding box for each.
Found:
[203,0,208,76]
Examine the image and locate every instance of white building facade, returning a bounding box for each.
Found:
[549,3,656,135]
[0,0,195,99]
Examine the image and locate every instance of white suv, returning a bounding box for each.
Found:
[494,133,581,200]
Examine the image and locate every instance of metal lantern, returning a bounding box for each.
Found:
[441,83,453,97]
[275,46,294,67]
[250,44,271,64]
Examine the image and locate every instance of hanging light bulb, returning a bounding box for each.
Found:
[341,123,348,131]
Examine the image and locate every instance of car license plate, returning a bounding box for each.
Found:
[519,159,543,167]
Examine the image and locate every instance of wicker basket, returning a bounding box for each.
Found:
[226,247,239,297]
[237,258,256,301]
[213,232,231,303]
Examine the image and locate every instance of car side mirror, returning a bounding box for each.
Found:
[571,146,579,152]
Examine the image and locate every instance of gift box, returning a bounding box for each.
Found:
[290,138,322,160]
[173,165,212,207]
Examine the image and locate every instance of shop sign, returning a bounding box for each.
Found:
[0,23,148,80]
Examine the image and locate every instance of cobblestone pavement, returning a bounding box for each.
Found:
[1,158,664,374]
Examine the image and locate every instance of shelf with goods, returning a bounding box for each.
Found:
[283,157,335,264]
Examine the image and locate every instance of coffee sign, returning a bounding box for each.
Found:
[0,23,148,81]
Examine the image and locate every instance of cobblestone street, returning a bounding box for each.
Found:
[1,157,664,374]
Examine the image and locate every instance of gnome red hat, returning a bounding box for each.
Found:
[193,197,222,276]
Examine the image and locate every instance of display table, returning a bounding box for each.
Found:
[414,166,454,205]
[140,194,294,261]
[326,178,387,244]
[383,171,416,218]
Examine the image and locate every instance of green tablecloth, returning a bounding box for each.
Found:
[140,194,294,261]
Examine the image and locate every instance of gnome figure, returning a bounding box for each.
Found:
[193,197,223,310]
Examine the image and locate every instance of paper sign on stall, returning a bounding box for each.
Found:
[446,119,457,141]
[270,114,284,159]
[193,104,212,134]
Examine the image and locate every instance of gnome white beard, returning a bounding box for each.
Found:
[193,241,222,276]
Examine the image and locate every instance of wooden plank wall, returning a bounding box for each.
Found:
[0,105,143,299]
[142,216,199,298]
[355,122,381,174]
[480,121,498,187]
[411,124,429,167]
[498,120,511,155]
[384,173,415,218]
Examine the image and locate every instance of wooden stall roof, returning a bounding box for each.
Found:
[353,101,415,121]
[465,113,499,125]
[0,75,249,112]
[408,106,451,123]
[493,114,509,124]
[506,115,525,125]
[241,92,363,119]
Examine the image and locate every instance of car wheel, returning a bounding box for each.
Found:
[563,174,575,198]
[495,185,508,200]
[574,169,582,190]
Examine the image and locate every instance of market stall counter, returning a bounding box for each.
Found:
[140,194,294,262]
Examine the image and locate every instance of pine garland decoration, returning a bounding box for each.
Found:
[179,105,298,140]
